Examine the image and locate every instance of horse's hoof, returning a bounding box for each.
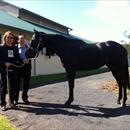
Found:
[117,100,121,105]
[65,101,71,106]
[121,103,126,107]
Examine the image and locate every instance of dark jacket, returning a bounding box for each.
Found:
[0,44,22,73]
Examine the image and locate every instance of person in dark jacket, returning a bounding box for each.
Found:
[0,31,22,111]
[16,33,31,104]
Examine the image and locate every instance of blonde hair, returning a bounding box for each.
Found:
[2,31,14,44]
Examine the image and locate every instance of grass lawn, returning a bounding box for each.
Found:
[0,115,20,130]
[30,67,110,87]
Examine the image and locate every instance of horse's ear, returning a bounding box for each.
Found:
[33,29,40,36]
[33,29,37,33]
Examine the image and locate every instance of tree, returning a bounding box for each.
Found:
[121,31,130,55]
[123,43,130,55]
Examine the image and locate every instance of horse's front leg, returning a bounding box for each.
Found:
[121,86,127,107]
[117,84,122,105]
[65,71,75,105]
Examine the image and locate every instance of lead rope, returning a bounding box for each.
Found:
[11,63,25,68]
[6,68,10,105]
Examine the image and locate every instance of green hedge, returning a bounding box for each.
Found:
[30,68,110,87]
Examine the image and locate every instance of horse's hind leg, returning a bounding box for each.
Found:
[107,64,127,106]
[121,61,129,106]
[112,71,123,105]
[116,81,122,105]
[116,80,127,107]
[116,76,127,106]
[122,85,127,106]
[116,62,128,106]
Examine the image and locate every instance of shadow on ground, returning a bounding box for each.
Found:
[15,102,130,118]
[30,79,67,89]
[30,70,110,89]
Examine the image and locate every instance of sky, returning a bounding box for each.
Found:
[4,0,130,43]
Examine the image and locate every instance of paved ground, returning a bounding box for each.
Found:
[1,72,130,130]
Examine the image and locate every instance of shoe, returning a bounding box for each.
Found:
[1,106,6,111]
[23,100,30,105]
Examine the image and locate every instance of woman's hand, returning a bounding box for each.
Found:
[23,58,29,64]
[5,62,12,68]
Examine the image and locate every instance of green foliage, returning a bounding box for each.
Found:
[122,31,130,54]
[0,115,20,130]
[30,68,109,86]
[123,43,130,55]
[128,34,130,39]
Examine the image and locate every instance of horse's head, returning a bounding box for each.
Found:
[25,30,44,58]
[26,30,56,58]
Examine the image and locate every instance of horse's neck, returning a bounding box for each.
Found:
[46,35,77,57]
[53,42,66,57]
[48,37,67,55]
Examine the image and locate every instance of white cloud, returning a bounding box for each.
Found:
[82,0,130,42]
[84,0,129,20]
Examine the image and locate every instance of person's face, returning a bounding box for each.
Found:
[18,35,25,44]
[5,34,14,46]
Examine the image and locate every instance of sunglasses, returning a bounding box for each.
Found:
[6,36,13,39]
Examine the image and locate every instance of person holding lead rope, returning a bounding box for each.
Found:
[0,31,22,111]
[16,33,31,105]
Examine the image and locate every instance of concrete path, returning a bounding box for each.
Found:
[1,72,130,130]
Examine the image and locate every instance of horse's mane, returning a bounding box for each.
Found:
[41,32,90,46]
[40,32,91,58]
[53,34,91,47]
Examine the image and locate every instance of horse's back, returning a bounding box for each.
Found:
[77,40,127,70]
[99,41,127,61]
[97,41,128,71]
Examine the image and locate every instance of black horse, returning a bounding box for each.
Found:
[25,30,130,106]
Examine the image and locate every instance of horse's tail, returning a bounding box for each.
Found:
[125,56,130,89]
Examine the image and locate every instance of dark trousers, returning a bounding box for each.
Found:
[16,64,31,101]
[0,70,18,106]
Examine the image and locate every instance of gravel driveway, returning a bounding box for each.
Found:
[1,72,130,130]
